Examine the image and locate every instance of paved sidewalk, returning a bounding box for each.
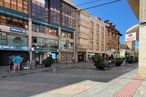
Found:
[0,62,92,78]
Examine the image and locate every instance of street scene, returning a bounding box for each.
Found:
[0,0,146,97]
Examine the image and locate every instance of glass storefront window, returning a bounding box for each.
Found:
[61,31,73,39]
[60,41,66,49]
[0,39,6,45]
[0,32,7,45]
[46,39,58,49]
[68,42,74,49]
[32,37,58,49]
[37,38,46,48]
[7,35,28,47]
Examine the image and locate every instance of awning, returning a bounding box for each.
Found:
[126,24,139,33]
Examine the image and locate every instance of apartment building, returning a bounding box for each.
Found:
[104,20,122,58]
[0,0,77,66]
[76,10,107,62]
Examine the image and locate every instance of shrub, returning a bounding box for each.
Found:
[127,56,134,63]
[94,54,106,70]
[115,57,123,66]
[42,56,55,67]
[134,56,138,62]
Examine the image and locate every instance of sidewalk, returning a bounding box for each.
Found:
[0,63,60,78]
[0,62,91,78]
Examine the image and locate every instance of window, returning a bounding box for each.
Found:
[0,15,28,29]
[0,0,28,14]
[0,32,7,45]
[0,0,3,6]
[62,3,76,29]
[61,31,73,39]
[96,24,99,31]
[7,35,28,47]
[32,1,49,22]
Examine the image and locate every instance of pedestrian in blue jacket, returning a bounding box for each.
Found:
[13,55,22,73]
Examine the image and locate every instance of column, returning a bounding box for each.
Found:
[58,26,61,63]
[28,0,32,62]
[139,0,146,77]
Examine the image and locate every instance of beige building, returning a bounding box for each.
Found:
[128,0,146,77]
[76,10,107,62]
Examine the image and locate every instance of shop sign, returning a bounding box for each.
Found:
[0,45,28,51]
[10,28,26,33]
[0,25,27,34]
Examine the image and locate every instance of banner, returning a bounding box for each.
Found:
[125,32,136,42]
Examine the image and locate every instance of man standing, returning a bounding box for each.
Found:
[13,55,22,73]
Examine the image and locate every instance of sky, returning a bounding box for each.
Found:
[72,0,138,46]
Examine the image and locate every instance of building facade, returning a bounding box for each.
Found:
[128,0,146,76]
[76,10,107,62]
[104,20,122,58]
[0,0,76,66]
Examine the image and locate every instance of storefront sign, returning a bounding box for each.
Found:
[0,45,28,51]
[0,25,27,34]
[10,28,26,33]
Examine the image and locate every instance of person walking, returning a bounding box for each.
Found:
[13,55,22,73]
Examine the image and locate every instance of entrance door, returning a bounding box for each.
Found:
[78,52,85,62]
[0,51,29,66]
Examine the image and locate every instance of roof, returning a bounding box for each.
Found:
[62,0,77,8]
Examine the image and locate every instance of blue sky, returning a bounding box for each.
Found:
[72,0,138,45]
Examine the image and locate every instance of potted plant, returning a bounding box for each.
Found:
[94,54,106,70]
[115,57,123,66]
[42,56,55,67]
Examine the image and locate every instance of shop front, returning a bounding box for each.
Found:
[32,37,59,64]
[77,52,86,62]
[0,25,29,66]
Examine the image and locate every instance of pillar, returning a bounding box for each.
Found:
[28,0,32,62]
[58,26,61,63]
[139,0,146,77]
